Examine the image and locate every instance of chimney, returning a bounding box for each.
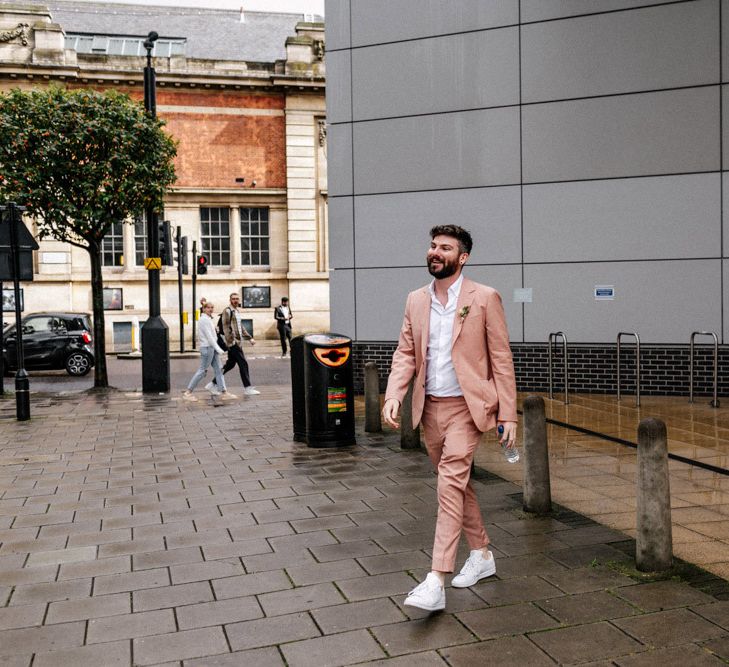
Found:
[240,6,245,23]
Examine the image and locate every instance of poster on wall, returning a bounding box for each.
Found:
[2,288,23,312]
[242,286,270,309]
[103,287,123,310]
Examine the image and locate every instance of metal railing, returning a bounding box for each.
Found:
[689,331,720,408]
[547,332,569,404]
[617,332,641,407]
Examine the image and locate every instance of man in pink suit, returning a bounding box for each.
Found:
[382,225,517,611]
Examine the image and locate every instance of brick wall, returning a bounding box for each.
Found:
[353,341,729,398]
[121,87,288,189]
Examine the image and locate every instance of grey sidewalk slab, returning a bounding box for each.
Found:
[2,386,729,665]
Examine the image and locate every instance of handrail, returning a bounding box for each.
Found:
[689,331,720,408]
[547,331,569,405]
[617,332,641,407]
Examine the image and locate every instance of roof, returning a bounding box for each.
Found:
[32,0,322,62]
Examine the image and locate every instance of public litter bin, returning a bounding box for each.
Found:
[290,333,355,447]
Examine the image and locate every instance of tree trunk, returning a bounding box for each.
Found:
[88,242,109,388]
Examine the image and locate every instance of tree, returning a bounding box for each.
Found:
[0,86,177,388]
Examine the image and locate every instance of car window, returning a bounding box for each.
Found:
[22,317,65,335]
[49,318,68,334]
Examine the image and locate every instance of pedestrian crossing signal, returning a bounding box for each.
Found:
[197,255,208,275]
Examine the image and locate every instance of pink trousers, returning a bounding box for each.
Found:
[421,395,489,572]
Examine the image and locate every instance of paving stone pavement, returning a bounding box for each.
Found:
[3,386,729,665]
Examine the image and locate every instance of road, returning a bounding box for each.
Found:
[2,352,291,394]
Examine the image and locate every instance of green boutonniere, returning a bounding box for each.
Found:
[459,305,470,320]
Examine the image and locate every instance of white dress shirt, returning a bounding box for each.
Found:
[425,273,464,397]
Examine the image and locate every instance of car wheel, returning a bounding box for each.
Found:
[65,352,92,376]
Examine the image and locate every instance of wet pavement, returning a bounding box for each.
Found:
[2,386,729,665]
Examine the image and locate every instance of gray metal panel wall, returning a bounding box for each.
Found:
[349,0,517,46]
[326,0,727,344]
[521,0,680,22]
[352,28,519,120]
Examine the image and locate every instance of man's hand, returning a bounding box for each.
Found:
[250,338,256,346]
[498,421,518,448]
[382,398,401,429]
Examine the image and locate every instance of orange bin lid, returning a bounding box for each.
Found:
[313,347,350,367]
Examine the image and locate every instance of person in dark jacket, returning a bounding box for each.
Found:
[274,296,293,358]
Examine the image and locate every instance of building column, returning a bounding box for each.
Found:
[229,205,241,271]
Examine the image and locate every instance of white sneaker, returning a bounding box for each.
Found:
[451,549,496,588]
[404,573,445,611]
[244,387,261,395]
[205,382,221,396]
[182,392,198,402]
[220,392,238,401]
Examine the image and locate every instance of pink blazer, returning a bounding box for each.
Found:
[384,278,517,433]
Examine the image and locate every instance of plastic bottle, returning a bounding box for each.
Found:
[498,424,520,463]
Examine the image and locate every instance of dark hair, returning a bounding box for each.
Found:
[429,225,473,254]
[281,297,289,303]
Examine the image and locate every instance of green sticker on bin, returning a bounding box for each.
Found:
[328,387,347,412]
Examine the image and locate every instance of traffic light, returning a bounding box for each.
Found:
[158,220,173,266]
[180,235,189,275]
[197,255,208,275]
[173,227,189,275]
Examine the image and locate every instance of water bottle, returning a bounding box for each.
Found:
[498,424,520,463]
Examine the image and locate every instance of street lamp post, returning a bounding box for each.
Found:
[141,31,170,393]
[4,203,30,419]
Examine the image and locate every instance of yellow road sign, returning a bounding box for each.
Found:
[144,257,162,270]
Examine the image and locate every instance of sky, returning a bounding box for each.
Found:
[74,0,325,14]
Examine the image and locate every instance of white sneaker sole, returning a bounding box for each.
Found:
[403,595,445,611]
[451,563,496,589]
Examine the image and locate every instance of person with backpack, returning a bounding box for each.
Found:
[182,301,236,401]
[208,292,260,396]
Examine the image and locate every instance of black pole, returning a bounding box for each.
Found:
[191,240,197,350]
[140,31,170,393]
[176,226,184,354]
[7,203,29,420]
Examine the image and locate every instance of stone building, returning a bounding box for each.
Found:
[0,1,327,350]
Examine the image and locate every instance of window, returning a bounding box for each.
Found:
[22,316,66,335]
[102,221,124,267]
[240,207,270,267]
[200,207,230,266]
[134,219,147,266]
[65,34,186,57]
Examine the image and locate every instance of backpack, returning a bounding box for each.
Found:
[216,310,228,351]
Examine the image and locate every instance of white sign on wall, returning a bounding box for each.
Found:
[513,287,533,303]
[41,252,68,264]
[594,285,615,300]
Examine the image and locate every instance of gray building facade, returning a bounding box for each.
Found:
[325,0,729,396]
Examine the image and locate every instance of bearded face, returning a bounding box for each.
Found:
[427,236,466,279]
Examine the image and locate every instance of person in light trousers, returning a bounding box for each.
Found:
[183,301,237,401]
[382,225,517,612]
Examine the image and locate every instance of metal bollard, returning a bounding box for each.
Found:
[364,362,382,433]
[400,380,420,450]
[522,395,551,515]
[636,418,672,572]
